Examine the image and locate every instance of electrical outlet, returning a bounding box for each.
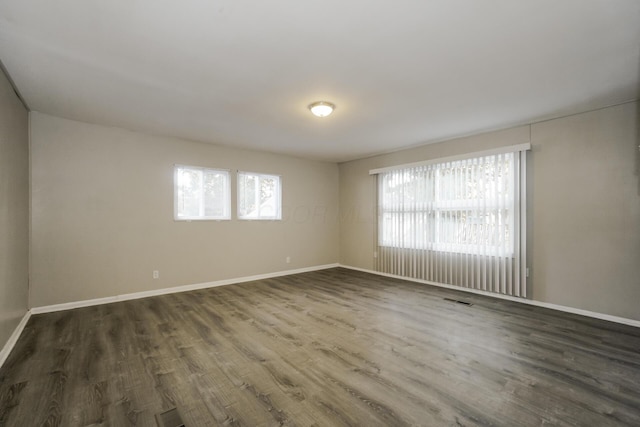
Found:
[286,256,291,264]
[526,268,530,278]
[153,270,159,279]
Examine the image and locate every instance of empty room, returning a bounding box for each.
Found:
[1,1,639,426]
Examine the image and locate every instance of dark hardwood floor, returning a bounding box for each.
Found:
[1,268,639,426]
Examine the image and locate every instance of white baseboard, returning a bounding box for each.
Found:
[31,263,340,315]
[339,264,640,328]
[0,310,31,369]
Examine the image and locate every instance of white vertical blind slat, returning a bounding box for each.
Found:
[375,150,527,298]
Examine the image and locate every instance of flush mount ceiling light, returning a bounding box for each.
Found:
[308,101,335,118]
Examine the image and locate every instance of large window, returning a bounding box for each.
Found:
[238,172,282,220]
[174,165,230,220]
[372,146,528,297]
[379,153,515,256]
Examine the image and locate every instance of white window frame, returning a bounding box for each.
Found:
[237,171,282,220]
[174,164,231,221]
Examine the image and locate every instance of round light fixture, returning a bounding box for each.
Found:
[308,101,335,118]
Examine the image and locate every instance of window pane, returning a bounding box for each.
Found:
[238,172,281,220]
[177,168,202,218]
[378,153,514,255]
[238,174,256,218]
[204,170,227,217]
[175,166,230,220]
[258,176,277,218]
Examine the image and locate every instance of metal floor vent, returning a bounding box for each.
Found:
[443,297,473,306]
[156,408,185,427]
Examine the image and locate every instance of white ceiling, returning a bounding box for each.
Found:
[1,1,638,162]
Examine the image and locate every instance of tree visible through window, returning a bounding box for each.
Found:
[373,147,528,297]
[174,165,230,220]
[378,153,515,256]
[238,172,282,220]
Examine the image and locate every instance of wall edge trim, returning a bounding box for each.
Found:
[338,264,640,328]
[30,264,340,314]
[0,310,32,369]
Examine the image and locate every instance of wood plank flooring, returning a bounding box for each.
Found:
[1,267,640,426]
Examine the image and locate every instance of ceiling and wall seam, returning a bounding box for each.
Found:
[0,59,29,111]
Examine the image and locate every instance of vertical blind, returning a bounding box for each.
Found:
[371,145,529,297]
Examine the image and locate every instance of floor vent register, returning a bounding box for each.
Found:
[156,408,185,427]
[443,297,473,306]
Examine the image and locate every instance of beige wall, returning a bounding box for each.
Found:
[25,101,640,320]
[0,68,29,348]
[529,102,639,320]
[339,102,640,321]
[30,113,339,307]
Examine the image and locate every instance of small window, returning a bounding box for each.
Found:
[238,171,282,220]
[174,165,230,220]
